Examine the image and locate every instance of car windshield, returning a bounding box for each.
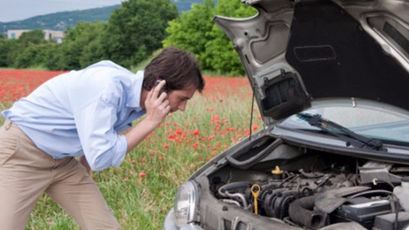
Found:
[277,99,409,145]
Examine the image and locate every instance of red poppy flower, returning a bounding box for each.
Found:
[139,171,146,178]
[192,142,199,150]
[193,129,200,136]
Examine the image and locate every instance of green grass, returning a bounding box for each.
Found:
[1,90,261,230]
[25,64,49,70]
[131,50,163,72]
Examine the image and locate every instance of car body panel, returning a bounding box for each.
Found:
[214,0,409,123]
[165,0,409,229]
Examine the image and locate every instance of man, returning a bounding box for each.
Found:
[0,47,204,229]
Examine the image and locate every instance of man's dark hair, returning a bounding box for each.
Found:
[143,47,204,92]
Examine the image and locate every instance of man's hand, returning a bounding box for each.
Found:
[144,80,170,127]
[124,80,170,152]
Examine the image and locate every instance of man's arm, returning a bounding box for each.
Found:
[77,80,169,171]
[125,80,170,152]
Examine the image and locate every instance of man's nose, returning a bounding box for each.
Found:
[178,102,187,111]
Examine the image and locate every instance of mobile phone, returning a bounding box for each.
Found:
[155,80,167,96]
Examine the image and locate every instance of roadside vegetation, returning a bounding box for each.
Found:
[0,71,261,229]
[0,0,255,75]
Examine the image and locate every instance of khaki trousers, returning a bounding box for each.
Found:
[0,120,120,230]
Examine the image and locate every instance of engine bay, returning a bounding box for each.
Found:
[206,136,409,229]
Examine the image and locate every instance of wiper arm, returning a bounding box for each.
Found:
[297,113,385,151]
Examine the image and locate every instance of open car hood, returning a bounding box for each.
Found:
[214,0,409,125]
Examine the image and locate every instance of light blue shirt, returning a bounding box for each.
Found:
[2,61,146,171]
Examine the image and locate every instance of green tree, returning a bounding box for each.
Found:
[163,0,256,75]
[79,24,108,67]
[43,43,65,70]
[18,30,46,46]
[201,28,244,75]
[8,30,47,67]
[14,43,50,68]
[202,0,255,75]
[163,0,215,70]
[57,22,107,70]
[102,0,178,67]
[0,38,17,67]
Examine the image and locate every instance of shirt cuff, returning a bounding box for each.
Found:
[111,135,128,167]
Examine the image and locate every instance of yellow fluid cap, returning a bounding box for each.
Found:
[272,166,283,175]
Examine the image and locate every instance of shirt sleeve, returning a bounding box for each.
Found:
[73,85,128,171]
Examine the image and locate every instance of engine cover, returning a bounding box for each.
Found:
[332,197,391,229]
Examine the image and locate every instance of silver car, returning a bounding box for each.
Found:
[165,0,409,229]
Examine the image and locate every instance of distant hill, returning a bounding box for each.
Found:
[0,0,203,33]
[0,5,120,33]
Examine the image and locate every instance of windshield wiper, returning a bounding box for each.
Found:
[297,113,385,151]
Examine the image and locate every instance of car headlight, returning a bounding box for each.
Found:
[174,181,199,226]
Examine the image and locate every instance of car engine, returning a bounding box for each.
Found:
[206,136,409,229]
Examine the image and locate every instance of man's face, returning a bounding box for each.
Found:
[167,85,197,113]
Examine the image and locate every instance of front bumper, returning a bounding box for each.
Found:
[164,208,203,230]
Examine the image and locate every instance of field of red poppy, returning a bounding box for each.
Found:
[0,69,65,102]
[0,69,262,229]
[0,69,251,101]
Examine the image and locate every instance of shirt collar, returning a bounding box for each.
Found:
[126,70,144,110]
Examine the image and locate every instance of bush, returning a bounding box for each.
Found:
[14,44,49,68]
[163,0,256,75]
[102,0,178,68]
[0,38,16,67]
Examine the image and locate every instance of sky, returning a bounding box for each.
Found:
[0,0,124,22]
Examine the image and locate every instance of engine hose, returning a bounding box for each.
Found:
[218,181,250,196]
[299,169,324,178]
[288,195,327,229]
[225,192,248,208]
[218,181,251,208]
[221,199,241,207]
[348,189,392,199]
